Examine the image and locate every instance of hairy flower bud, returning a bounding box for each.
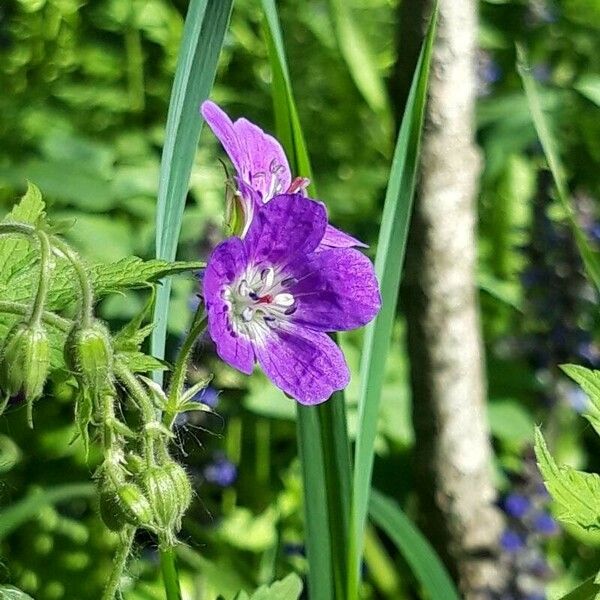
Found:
[0,322,49,403]
[141,461,192,541]
[99,473,154,532]
[66,321,113,399]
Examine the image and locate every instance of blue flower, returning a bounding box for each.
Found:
[532,512,559,536]
[503,493,531,519]
[203,455,237,487]
[500,529,525,553]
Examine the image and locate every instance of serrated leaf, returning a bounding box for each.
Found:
[0,585,36,599]
[560,364,600,435]
[113,288,156,351]
[244,574,303,600]
[116,351,169,374]
[534,427,600,531]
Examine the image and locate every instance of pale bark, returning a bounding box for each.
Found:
[396,0,507,597]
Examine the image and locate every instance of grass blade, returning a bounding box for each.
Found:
[369,489,460,600]
[151,0,233,372]
[517,45,600,293]
[262,3,351,598]
[348,8,438,595]
[328,0,391,121]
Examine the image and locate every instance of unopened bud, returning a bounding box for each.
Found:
[142,461,192,540]
[99,474,154,532]
[66,321,113,399]
[0,322,49,404]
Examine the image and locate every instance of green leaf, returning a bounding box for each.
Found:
[575,75,600,107]
[556,574,600,600]
[560,365,600,435]
[262,3,352,599]
[0,586,36,600]
[151,0,233,375]
[116,351,169,374]
[0,435,22,474]
[243,573,303,600]
[0,483,95,541]
[534,427,600,530]
[369,489,460,600]
[113,289,156,351]
[349,8,438,596]
[516,46,600,293]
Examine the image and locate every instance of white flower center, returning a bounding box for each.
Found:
[222,265,297,343]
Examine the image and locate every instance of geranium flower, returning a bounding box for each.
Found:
[201,100,364,249]
[203,194,380,405]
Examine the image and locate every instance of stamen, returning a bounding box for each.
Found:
[274,293,294,307]
[242,307,254,322]
[261,268,275,288]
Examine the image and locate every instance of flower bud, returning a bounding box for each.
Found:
[99,475,155,532]
[0,323,49,402]
[66,321,113,399]
[141,461,192,540]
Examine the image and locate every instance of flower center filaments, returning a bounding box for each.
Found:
[222,266,297,342]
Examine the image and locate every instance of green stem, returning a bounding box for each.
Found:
[51,236,94,326]
[0,223,36,237]
[159,546,183,600]
[102,526,136,600]
[160,547,181,600]
[30,231,52,325]
[0,301,71,331]
[163,306,207,428]
[113,361,157,463]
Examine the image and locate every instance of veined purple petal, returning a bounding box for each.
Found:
[320,224,368,249]
[244,194,327,266]
[203,238,255,374]
[201,101,291,202]
[290,248,381,331]
[255,325,350,405]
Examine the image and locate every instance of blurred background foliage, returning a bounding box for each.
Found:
[0,0,599,598]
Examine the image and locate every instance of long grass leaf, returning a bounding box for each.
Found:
[151,0,233,373]
[516,45,600,293]
[262,2,351,598]
[369,489,460,600]
[348,9,438,595]
[328,0,391,121]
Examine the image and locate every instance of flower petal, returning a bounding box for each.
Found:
[201,101,291,202]
[203,238,255,374]
[255,326,350,405]
[320,224,368,249]
[244,194,327,266]
[289,248,381,331]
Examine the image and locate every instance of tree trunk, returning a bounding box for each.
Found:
[396,0,507,597]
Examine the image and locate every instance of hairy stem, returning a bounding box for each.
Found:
[51,236,94,327]
[102,526,136,600]
[30,231,52,325]
[113,361,158,464]
[164,306,207,428]
[159,546,183,600]
[0,301,71,331]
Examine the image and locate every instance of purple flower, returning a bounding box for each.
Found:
[193,385,220,408]
[201,100,364,249]
[202,194,381,405]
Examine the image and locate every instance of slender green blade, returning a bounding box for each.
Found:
[262,2,351,598]
[369,489,460,600]
[328,0,391,120]
[0,483,94,540]
[516,45,600,293]
[151,0,233,373]
[557,575,600,600]
[349,8,438,594]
